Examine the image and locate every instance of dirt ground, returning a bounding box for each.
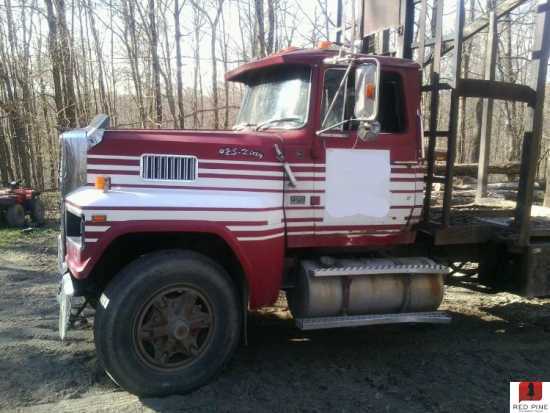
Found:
[1,225,550,413]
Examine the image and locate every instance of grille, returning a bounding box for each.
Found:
[141,154,198,181]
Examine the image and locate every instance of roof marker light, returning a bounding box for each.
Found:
[318,40,332,49]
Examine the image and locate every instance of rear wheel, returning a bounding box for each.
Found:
[6,204,25,227]
[94,250,241,396]
[30,198,45,225]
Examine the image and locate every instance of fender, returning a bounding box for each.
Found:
[64,188,285,308]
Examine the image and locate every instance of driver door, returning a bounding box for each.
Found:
[314,66,421,239]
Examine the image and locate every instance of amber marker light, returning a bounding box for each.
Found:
[318,40,332,49]
[366,83,376,99]
[91,215,107,223]
[95,175,111,192]
[95,176,106,190]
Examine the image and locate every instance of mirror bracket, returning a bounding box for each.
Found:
[357,120,381,141]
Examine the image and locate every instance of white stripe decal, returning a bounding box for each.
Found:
[85,226,110,232]
[81,210,284,222]
[65,203,83,216]
[85,238,98,243]
[88,165,140,171]
[227,223,285,231]
[200,168,283,177]
[287,230,398,236]
[199,159,280,167]
[288,163,324,167]
[87,174,283,190]
[88,155,140,160]
[237,232,285,241]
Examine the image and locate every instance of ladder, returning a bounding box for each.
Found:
[346,0,550,243]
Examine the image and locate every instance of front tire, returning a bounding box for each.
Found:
[94,250,241,396]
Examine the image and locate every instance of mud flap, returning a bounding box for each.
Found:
[515,244,550,297]
[57,272,74,341]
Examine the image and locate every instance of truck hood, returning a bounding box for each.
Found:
[87,129,284,163]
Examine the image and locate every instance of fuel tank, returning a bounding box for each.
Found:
[287,260,445,318]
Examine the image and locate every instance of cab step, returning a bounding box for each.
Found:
[295,311,452,330]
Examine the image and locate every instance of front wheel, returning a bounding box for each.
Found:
[94,250,242,396]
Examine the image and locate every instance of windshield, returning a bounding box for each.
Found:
[235,66,311,130]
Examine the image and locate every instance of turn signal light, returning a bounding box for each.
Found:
[318,40,332,49]
[365,83,376,99]
[91,215,107,223]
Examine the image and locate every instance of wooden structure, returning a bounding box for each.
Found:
[336,0,550,295]
[344,0,550,248]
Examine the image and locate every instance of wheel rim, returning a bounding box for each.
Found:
[133,285,214,371]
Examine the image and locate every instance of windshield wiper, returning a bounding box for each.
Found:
[232,122,256,131]
[255,116,302,131]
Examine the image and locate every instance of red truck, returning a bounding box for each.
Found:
[57,46,492,396]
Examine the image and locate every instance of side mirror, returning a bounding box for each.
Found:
[354,61,381,140]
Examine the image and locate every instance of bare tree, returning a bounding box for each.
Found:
[174,0,185,128]
[191,0,225,129]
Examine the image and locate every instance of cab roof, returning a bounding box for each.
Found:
[225,47,419,83]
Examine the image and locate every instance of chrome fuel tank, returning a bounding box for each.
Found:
[287,259,445,318]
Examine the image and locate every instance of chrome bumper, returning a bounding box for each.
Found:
[57,232,73,342]
[57,272,74,341]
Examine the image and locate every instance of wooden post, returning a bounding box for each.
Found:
[442,0,465,226]
[476,8,498,201]
[377,29,390,54]
[336,0,343,44]
[396,0,414,59]
[515,0,550,246]
[422,0,444,223]
[416,0,427,67]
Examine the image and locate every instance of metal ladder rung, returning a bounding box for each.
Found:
[421,82,452,92]
[431,175,447,184]
[423,130,449,137]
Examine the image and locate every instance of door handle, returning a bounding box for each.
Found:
[392,161,418,166]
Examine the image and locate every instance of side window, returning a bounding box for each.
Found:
[320,68,406,133]
[321,69,345,130]
[379,72,406,133]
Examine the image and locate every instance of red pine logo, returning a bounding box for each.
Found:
[519,381,543,402]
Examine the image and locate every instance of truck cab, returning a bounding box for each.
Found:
[57,46,448,397]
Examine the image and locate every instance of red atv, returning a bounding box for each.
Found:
[0,181,45,227]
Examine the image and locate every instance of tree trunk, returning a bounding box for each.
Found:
[175,0,185,129]
[86,0,109,116]
[44,0,66,128]
[121,0,146,127]
[255,0,266,57]
[266,0,275,54]
[54,0,78,127]
[149,0,162,127]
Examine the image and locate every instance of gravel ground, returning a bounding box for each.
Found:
[1,225,550,412]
